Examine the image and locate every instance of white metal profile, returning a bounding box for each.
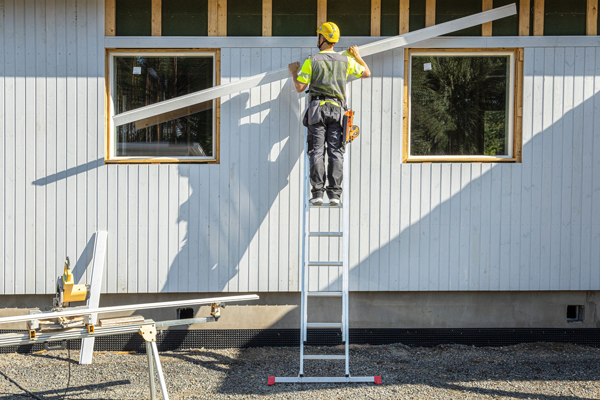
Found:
[0,294,260,325]
[79,231,108,364]
[112,4,517,128]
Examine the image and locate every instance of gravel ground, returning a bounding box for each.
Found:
[1,342,600,399]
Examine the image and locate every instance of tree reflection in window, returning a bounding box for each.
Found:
[410,54,510,156]
[115,54,214,157]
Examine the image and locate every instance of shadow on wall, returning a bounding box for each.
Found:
[31,75,304,294]
[29,49,600,295]
[337,64,600,293]
[164,80,304,293]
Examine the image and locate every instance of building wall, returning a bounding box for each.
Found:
[1,0,600,295]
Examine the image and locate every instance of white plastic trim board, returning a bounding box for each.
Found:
[0,295,260,325]
[79,231,108,365]
[112,4,517,127]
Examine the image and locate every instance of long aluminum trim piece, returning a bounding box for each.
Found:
[272,377,378,383]
[0,320,154,347]
[112,4,516,127]
[308,232,343,237]
[80,231,108,365]
[155,317,216,328]
[0,294,259,325]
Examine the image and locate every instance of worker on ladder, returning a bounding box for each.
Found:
[289,22,371,206]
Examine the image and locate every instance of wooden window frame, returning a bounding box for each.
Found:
[104,48,221,164]
[402,48,524,163]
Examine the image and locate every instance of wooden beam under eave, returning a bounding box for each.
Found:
[208,0,218,36]
[217,0,227,36]
[425,0,435,27]
[482,0,493,36]
[263,0,272,36]
[587,0,598,35]
[105,0,116,36]
[371,0,381,36]
[317,0,327,29]
[400,0,409,34]
[533,0,544,36]
[151,0,161,36]
[519,0,530,35]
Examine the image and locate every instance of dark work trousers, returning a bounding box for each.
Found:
[305,102,345,199]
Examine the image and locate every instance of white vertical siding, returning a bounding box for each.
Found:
[1,0,600,294]
[343,43,600,292]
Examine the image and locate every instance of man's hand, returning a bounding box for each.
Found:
[346,45,361,60]
[288,61,300,74]
[288,61,308,93]
[347,45,371,78]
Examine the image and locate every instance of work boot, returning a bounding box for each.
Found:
[329,198,340,206]
[310,196,324,206]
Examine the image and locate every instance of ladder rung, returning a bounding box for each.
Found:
[303,355,346,360]
[306,323,343,328]
[309,203,343,208]
[308,261,343,267]
[308,232,343,237]
[307,291,343,297]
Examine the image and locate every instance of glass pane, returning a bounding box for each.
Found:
[114,55,214,157]
[410,55,510,157]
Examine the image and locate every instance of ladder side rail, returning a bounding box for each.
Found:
[300,126,310,376]
[342,143,351,376]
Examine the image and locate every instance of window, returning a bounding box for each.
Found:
[403,48,523,162]
[106,49,220,163]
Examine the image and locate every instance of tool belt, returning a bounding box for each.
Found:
[303,94,348,127]
[309,95,347,110]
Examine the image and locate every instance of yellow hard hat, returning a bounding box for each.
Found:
[317,22,340,43]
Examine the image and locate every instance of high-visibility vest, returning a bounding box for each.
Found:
[308,52,349,109]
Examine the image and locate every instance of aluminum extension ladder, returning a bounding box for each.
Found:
[269,128,381,385]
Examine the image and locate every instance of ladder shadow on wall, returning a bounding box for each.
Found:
[163,77,305,293]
